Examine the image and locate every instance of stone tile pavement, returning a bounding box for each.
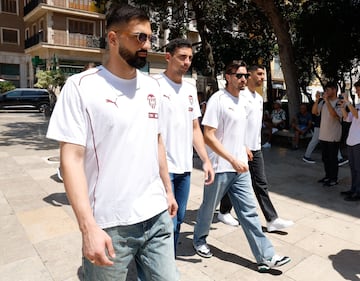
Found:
[0,112,359,281]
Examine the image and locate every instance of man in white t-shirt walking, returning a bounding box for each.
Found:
[193,61,291,272]
[46,4,178,280]
[241,65,294,232]
[154,38,214,254]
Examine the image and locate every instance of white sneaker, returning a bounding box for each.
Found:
[272,128,278,134]
[258,255,291,272]
[267,218,294,232]
[262,142,271,148]
[57,167,63,182]
[338,158,349,167]
[217,212,238,226]
[193,243,213,258]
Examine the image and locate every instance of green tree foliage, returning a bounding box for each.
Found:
[250,0,302,120]
[99,0,360,114]
[0,81,16,93]
[106,0,277,93]
[191,1,276,75]
[295,0,360,92]
[34,70,66,93]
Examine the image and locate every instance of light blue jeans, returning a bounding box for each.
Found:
[170,172,191,253]
[193,172,275,263]
[83,210,178,281]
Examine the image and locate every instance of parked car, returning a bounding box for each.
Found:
[0,88,55,113]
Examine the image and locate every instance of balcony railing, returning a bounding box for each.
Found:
[24,0,46,16]
[25,32,44,49]
[25,31,106,50]
[24,0,103,16]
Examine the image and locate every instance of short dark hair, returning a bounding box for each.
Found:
[224,60,247,86]
[106,4,149,30]
[248,64,265,72]
[354,80,360,88]
[224,60,247,75]
[166,38,192,55]
[83,62,96,71]
[324,81,338,91]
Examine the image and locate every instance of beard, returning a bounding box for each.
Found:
[239,83,246,90]
[118,44,147,69]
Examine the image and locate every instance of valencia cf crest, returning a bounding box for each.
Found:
[147,94,156,109]
[188,95,193,105]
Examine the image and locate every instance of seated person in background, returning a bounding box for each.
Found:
[270,100,287,131]
[262,100,286,148]
[291,103,313,150]
[263,100,287,132]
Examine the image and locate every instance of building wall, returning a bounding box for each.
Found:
[1,14,25,53]
[0,0,28,87]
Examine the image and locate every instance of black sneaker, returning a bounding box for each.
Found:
[323,180,338,187]
[344,194,360,201]
[340,190,353,196]
[338,159,349,167]
[318,177,330,183]
[302,156,315,164]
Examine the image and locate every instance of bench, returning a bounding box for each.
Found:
[271,129,313,147]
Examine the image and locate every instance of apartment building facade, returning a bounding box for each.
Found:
[0,0,282,93]
[23,0,108,86]
[0,0,27,87]
[0,0,194,87]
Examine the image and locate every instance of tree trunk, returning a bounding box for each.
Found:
[265,59,273,105]
[192,1,219,92]
[251,0,300,121]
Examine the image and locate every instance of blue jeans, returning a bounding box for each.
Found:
[82,210,178,281]
[193,172,275,263]
[170,172,191,252]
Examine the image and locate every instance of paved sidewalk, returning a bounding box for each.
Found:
[0,112,359,281]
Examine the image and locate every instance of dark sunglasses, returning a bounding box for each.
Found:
[114,31,156,43]
[128,32,157,43]
[231,73,250,79]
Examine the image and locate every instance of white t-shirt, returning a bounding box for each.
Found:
[202,89,248,173]
[154,73,201,173]
[46,66,168,228]
[241,88,263,151]
[318,99,342,142]
[345,103,360,146]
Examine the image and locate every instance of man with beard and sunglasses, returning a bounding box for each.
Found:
[193,61,291,272]
[46,4,178,281]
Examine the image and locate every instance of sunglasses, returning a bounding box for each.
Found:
[231,73,250,79]
[126,32,157,43]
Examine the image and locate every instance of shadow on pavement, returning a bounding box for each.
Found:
[194,146,360,220]
[0,113,58,150]
[329,249,360,281]
[177,230,284,276]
